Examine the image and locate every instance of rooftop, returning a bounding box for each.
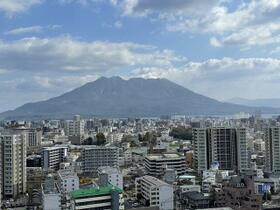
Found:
[98,166,120,174]
[142,175,170,187]
[183,191,209,201]
[146,153,182,160]
[70,185,122,199]
[58,169,78,179]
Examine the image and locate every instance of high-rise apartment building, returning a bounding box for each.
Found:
[0,133,27,198]
[193,127,248,174]
[265,127,280,173]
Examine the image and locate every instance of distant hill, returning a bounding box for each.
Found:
[226,97,280,108]
[0,77,279,119]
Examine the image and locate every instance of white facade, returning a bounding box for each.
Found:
[144,153,187,177]
[98,166,123,190]
[193,128,208,174]
[58,169,79,194]
[0,133,26,198]
[193,127,249,174]
[41,146,68,170]
[135,175,173,210]
[64,117,85,137]
[265,127,280,173]
[236,128,249,172]
[43,193,61,210]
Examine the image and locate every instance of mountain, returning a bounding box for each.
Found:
[226,97,280,108]
[1,77,279,119]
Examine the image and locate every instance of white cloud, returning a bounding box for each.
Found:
[121,0,220,16]
[130,57,280,100]
[5,26,43,35]
[117,0,280,47]
[210,37,222,47]
[4,25,61,35]
[0,36,185,73]
[0,0,43,16]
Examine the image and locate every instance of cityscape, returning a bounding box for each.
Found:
[1,112,280,210]
[2,0,280,210]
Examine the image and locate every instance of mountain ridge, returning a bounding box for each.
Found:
[1,77,279,119]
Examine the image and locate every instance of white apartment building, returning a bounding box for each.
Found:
[58,169,79,194]
[0,133,27,198]
[265,127,280,173]
[135,175,173,210]
[81,146,119,173]
[41,146,68,170]
[64,115,85,137]
[193,127,249,174]
[98,166,123,190]
[193,128,208,173]
[144,153,187,177]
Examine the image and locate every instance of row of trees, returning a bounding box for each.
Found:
[82,132,106,146]
[82,126,192,147]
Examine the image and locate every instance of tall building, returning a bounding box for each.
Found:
[64,115,85,137]
[193,128,208,174]
[135,175,174,210]
[81,146,119,173]
[265,127,280,173]
[0,133,27,198]
[41,146,68,170]
[193,127,248,174]
[144,153,187,177]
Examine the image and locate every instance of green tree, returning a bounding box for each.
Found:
[142,132,158,146]
[82,137,94,145]
[96,132,106,146]
[169,126,192,140]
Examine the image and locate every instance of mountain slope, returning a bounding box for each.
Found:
[1,77,278,119]
[226,97,280,108]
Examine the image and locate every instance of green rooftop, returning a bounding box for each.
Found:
[70,185,122,199]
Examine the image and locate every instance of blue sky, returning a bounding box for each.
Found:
[1,0,280,112]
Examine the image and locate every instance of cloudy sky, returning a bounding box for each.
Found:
[1,0,280,112]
